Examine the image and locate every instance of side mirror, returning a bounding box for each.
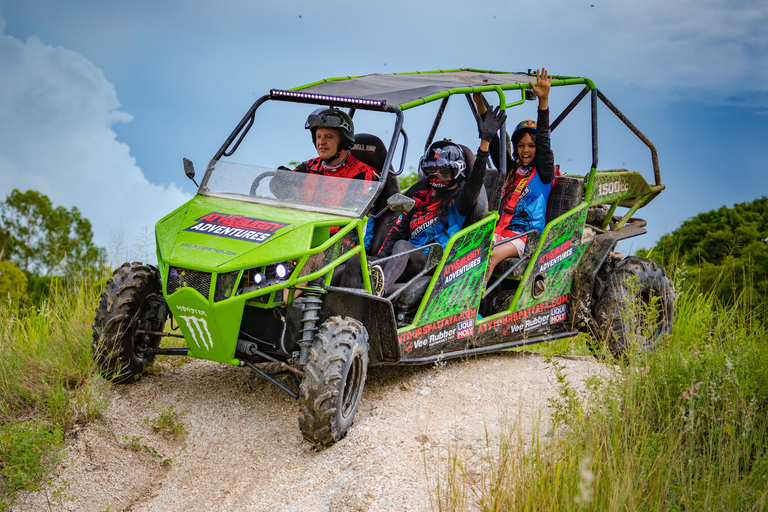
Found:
[183,158,199,187]
[372,193,415,219]
[386,193,415,213]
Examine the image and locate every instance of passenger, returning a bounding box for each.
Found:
[294,107,380,249]
[341,107,506,295]
[474,68,557,278]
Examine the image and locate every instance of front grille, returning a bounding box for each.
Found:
[214,271,239,302]
[167,267,212,298]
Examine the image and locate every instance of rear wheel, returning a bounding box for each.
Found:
[590,256,674,359]
[92,262,166,381]
[298,316,369,448]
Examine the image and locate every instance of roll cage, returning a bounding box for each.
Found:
[210,68,664,229]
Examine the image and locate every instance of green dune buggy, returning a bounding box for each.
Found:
[93,69,674,447]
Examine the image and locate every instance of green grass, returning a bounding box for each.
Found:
[144,404,188,439]
[0,281,106,509]
[436,285,768,511]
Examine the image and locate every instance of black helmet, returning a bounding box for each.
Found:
[419,140,467,190]
[305,108,355,149]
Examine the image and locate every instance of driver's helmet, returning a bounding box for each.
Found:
[419,140,467,190]
[305,108,355,149]
[511,119,537,159]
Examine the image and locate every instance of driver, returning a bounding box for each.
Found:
[293,107,381,248]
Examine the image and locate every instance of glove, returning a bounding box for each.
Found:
[477,105,507,142]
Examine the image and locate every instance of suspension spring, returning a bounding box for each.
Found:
[298,293,323,366]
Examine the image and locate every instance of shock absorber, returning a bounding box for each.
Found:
[297,293,322,365]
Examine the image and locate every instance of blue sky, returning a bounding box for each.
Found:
[0,0,766,262]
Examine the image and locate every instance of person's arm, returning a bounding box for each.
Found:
[529,68,555,185]
[455,150,491,217]
[379,213,410,256]
[454,106,507,216]
[473,94,512,173]
[473,92,488,116]
[534,108,555,185]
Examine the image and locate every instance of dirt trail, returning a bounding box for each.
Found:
[13,351,605,512]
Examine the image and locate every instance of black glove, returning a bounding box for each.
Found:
[477,105,507,142]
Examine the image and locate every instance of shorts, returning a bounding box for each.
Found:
[493,232,526,256]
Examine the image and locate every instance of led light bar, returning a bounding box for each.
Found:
[270,89,386,107]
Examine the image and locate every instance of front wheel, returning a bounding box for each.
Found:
[92,262,166,381]
[590,256,674,359]
[298,316,369,448]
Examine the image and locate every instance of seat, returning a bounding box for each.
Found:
[351,133,401,255]
[545,175,583,224]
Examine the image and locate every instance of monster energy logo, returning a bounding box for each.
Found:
[178,315,213,351]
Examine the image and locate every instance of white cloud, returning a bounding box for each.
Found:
[0,18,191,260]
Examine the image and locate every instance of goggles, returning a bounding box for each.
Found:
[306,113,353,133]
[419,158,466,180]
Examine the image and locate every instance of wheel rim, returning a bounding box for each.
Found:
[341,352,364,419]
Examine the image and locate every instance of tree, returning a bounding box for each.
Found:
[638,196,768,318]
[0,190,106,279]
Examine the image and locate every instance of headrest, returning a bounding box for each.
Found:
[350,133,387,173]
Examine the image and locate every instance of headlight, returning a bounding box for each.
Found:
[237,262,295,295]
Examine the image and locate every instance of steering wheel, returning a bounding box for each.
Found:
[249,171,277,196]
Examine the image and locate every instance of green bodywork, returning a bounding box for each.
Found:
[156,194,370,365]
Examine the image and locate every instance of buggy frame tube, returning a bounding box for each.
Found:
[584,89,600,202]
[425,96,450,152]
[213,94,270,161]
[242,360,299,400]
[597,90,661,186]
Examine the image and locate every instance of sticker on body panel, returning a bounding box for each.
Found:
[399,308,477,356]
[443,247,483,286]
[184,212,289,243]
[537,239,575,273]
[550,304,567,324]
[178,315,214,351]
[476,294,568,337]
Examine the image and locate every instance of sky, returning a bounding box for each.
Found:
[0,0,766,263]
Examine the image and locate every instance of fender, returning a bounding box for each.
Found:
[283,287,400,366]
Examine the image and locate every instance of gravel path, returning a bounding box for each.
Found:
[13,351,605,512]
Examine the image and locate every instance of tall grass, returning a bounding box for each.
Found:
[437,285,768,511]
[0,280,106,509]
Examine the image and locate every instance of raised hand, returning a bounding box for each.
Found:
[529,68,551,109]
[478,105,507,142]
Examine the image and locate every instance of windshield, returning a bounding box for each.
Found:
[200,160,382,218]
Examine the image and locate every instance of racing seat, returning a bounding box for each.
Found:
[351,133,401,255]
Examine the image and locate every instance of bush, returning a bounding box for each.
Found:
[0,262,27,306]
